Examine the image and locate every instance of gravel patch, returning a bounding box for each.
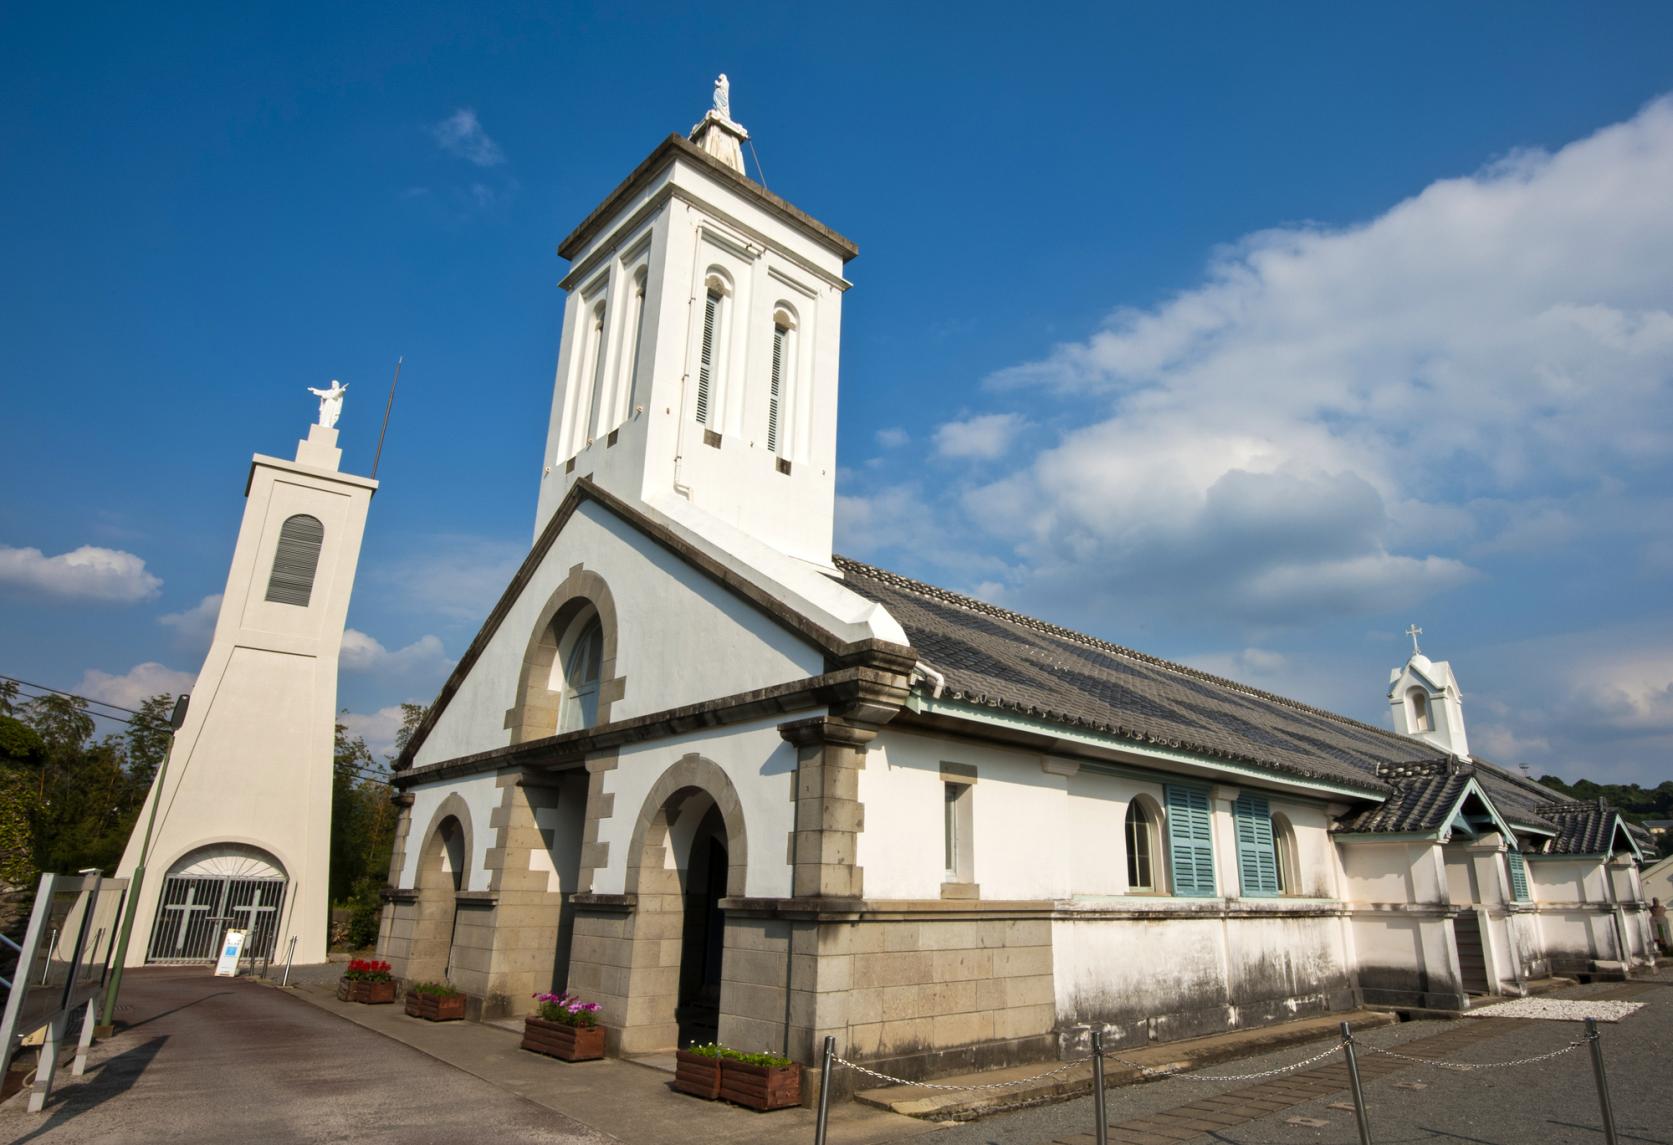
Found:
[1463,996,1644,1022]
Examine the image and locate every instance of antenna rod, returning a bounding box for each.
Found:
[371,356,402,480]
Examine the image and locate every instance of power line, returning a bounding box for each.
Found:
[0,673,153,724]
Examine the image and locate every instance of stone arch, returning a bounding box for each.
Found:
[408,793,475,983]
[504,564,624,743]
[625,754,749,899]
[612,754,749,1051]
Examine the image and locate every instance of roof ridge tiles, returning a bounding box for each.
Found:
[833,554,1424,752]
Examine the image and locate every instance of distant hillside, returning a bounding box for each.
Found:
[1538,775,1673,857]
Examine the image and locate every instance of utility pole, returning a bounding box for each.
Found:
[100,694,188,1029]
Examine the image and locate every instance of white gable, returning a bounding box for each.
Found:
[411,497,828,768]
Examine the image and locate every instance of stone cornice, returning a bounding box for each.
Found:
[395,664,906,789]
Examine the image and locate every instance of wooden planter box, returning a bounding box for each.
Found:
[336,978,396,1004]
[719,1058,801,1111]
[520,1016,605,1062]
[673,1049,723,1099]
[404,992,466,1021]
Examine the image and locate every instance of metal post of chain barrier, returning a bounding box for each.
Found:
[1090,1031,1109,1145]
[1584,1018,1619,1145]
[1340,1022,1373,1145]
[814,1035,836,1145]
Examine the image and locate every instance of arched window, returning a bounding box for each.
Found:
[768,304,797,456]
[622,269,649,420]
[1408,688,1431,732]
[1271,813,1299,895]
[696,271,732,427]
[557,614,604,733]
[584,299,609,443]
[265,514,324,606]
[1125,799,1162,892]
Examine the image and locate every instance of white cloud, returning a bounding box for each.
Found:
[431,108,505,167]
[375,535,525,624]
[340,629,453,677]
[934,413,1027,460]
[0,543,162,603]
[339,705,409,762]
[159,593,221,648]
[961,96,1673,626]
[76,662,196,710]
[875,427,910,449]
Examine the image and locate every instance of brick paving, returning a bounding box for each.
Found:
[1051,981,1654,1145]
[1051,1018,1535,1144]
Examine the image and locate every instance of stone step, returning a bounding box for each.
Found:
[852,1010,1398,1121]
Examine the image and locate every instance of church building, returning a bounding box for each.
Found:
[379,82,1656,1091]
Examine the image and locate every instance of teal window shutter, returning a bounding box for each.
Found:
[1506,850,1531,902]
[1165,786,1215,897]
[1232,794,1281,897]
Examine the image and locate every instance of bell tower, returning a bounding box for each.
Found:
[532,77,858,567]
[1388,626,1471,760]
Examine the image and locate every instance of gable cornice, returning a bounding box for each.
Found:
[394,478,913,770]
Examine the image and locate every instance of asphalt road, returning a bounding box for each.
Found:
[0,967,612,1145]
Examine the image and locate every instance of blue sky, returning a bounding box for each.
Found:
[3,4,1672,785]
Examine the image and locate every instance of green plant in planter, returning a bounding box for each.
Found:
[728,1049,793,1068]
[409,980,462,998]
[682,1042,728,1059]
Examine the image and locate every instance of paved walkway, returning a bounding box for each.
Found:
[0,965,933,1144]
[0,967,609,1144]
[4,968,1667,1145]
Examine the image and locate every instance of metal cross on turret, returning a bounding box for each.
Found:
[1406,624,1423,656]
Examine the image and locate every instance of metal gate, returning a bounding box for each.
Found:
[146,876,286,963]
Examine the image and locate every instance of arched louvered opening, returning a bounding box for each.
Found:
[265,514,324,606]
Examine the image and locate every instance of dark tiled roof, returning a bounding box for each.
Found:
[1335,761,1475,834]
[838,556,1451,795]
[1533,798,1634,855]
[833,557,1633,850]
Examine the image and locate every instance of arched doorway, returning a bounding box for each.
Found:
[410,815,467,983]
[147,843,287,964]
[615,757,748,1053]
[675,804,729,1046]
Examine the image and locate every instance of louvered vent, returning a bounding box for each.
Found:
[265,514,324,606]
[696,290,719,424]
[768,323,784,453]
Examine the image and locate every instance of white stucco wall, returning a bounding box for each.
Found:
[1052,905,1353,1037]
[858,729,1072,900]
[414,500,825,767]
[401,772,505,893]
[861,727,1346,905]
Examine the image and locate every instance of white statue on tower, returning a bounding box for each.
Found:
[713,73,731,121]
[308,380,348,429]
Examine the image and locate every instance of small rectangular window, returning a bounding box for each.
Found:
[942,777,974,885]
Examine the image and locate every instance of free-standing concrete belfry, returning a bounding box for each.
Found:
[116,413,375,967]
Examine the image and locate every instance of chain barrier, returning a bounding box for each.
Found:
[829,1055,1090,1092]
[814,1019,1621,1145]
[1358,1039,1586,1072]
[1105,1039,1346,1082]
